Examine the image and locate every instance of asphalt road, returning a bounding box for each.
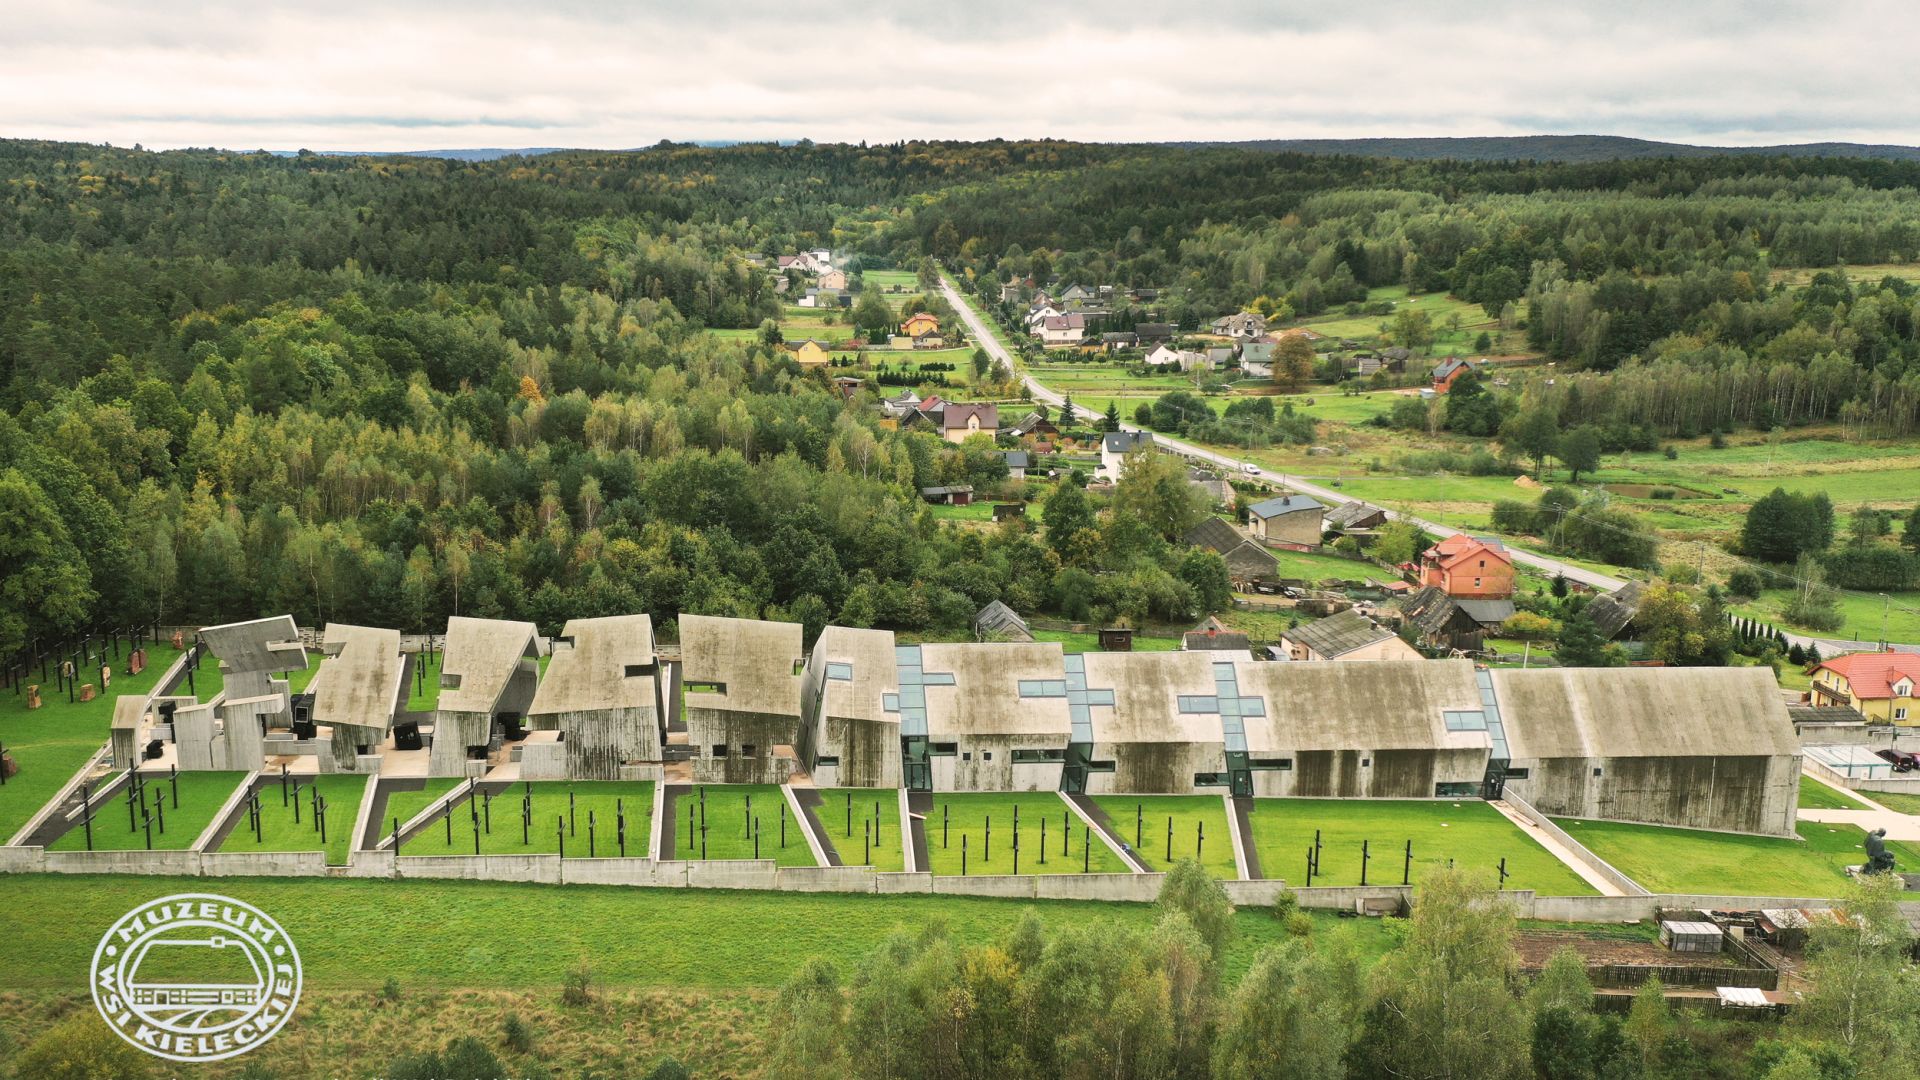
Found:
[940,277,1905,656]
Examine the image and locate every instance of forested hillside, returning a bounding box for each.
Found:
[5,137,1920,660]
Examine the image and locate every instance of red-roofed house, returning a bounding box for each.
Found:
[1419,535,1514,599]
[1810,650,1920,724]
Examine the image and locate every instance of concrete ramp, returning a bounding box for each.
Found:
[786,786,839,866]
[1230,797,1261,880]
[907,791,932,874]
[1063,793,1149,873]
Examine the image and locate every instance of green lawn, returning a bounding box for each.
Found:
[925,500,996,521]
[0,873,1390,992]
[1270,547,1383,582]
[284,652,324,693]
[1030,628,1183,653]
[674,785,816,866]
[1869,790,1920,815]
[171,647,226,701]
[47,770,245,851]
[0,643,191,842]
[820,788,906,872]
[216,773,369,865]
[405,649,444,712]
[1092,795,1239,878]
[402,780,654,858]
[924,792,1129,875]
[1798,775,1873,811]
[1737,586,1920,648]
[1551,818,1920,897]
[379,777,465,837]
[1247,798,1597,895]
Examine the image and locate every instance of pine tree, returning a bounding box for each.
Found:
[1555,606,1614,668]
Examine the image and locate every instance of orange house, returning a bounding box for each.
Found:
[900,312,941,338]
[1419,535,1514,599]
[1431,358,1478,393]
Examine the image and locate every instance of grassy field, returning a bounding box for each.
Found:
[1797,775,1873,811]
[47,770,245,851]
[924,792,1130,875]
[284,652,324,693]
[1092,795,1239,878]
[1030,628,1183,653]
[925,500,998,521]
[675,785,816,866]
[1270,546,1384,582]
[1552,818,1920,896]
[0,871,1398,1079]
[1869,790,1920,815]
[216,773,369,864]
[0,873,1387,992]
[381,777,465,837]
[404,649,444,712]
[402,781,654,858]
[0,643,192,841]
[819,787,906,871]
[1246,798,1598,895]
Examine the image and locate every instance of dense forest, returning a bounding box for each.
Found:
[6,138,1920,657]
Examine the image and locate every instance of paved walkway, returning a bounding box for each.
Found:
[1486,799,1629,896]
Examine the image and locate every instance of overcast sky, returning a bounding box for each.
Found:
[4,1,1913,151]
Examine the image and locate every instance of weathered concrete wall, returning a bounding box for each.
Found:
[1507,754,1798,837]
[429,709,492,776]
[1292,884,1417,912]
[43,850,204,875]
[200,852,329,877]
[0,847,47,873]
[395,854,561,882]
[1256,747,1482,799]
[776,866,882,893]
[685,860,779,890]
[565,705,660,780]
[684,706,802,785]
[1031,873,1163,902]
[875,872,934,894]
[519,739,568,780]
[932,735,1066,792]
[820,716,902,789]
[559,858,676,887]
[1087,740,1224,796]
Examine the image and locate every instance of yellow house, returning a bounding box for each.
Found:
[1810,650,1920,724]
[900,312,940,338]
[789,339,831,367]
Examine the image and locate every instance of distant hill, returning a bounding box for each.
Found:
[1178,135,1920,163]
[270,147,575,161]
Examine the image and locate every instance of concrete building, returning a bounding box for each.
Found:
[799,625,901,787]
[1079,651,1227,794]
[525,615,660,780]
[681,615,805,784]
[915,642,1073,792]
[429,616,543,776]
[1246,493,1326,549]
[307,624,405,772]
[153,616,308,771]
[1278,609,1422,662]
[1494,667,1801,836]
[1234,658,1492,798]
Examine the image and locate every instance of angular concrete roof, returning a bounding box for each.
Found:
[438,616,542,715]
[1236,657,1482,752]
[199,615,307,676]
[919,642,1072,738]
[680,614,803,718]
[528,615,655,716]
[1494,667,1799,760]
[1081,651,1228,745]
[308,624,403,734]
[811,625,900,725]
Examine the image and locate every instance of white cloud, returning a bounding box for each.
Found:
[0,1,1912,150]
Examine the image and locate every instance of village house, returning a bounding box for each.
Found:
[1431,357,1479,393]
[1210,311,1268,339]
[1099,430,1154,478]
[1582,580,1648,641]
[1135,322,1176,343]
[1419,534,1515,598]
[1001,450,1032,479]
[1185,517,1279,589]
[1245,493,1326,550]
[1809,649,1920,724]
[901,311,941,338]
[937,402,998,443]
[1278,609,1422,662]
[788,339,832,367]
[1325,500,1390,536]
[1182,615,1252,654]
[920,485,974,506]
[1025,303,1062,329]
[1396,586,1511,652]
[817,268,848,290]
[1036,313,1088,347]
